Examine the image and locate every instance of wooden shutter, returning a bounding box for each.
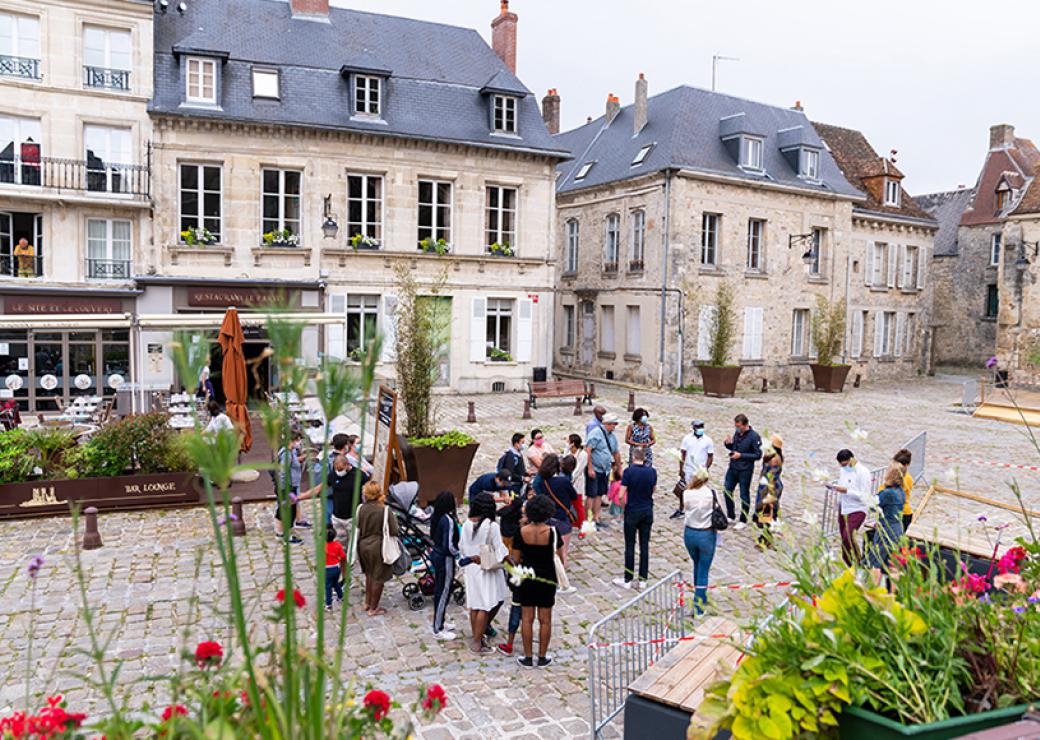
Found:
[753,308,764,359]
[697,305,716,360]
[469,297,487,363]
[326,294,346,360]
[887,245,897,288]
[380,294,397,363]
[873,311,884,357]
[916,245,926,289]
[895,244,905,288]
[743,307,763,360]
[850,310,863,359]
[865,242,876,286]
[742,307,754,359]
[894,312,906,357]
[515,298,533,363]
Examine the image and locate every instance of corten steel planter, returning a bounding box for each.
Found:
[838,703,1034,739]
[810,363,852,393]
[400,439,479,507]
[696,365,742,398]
[0,472,199,519]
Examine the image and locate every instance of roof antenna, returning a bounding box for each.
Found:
[711,53,739,92]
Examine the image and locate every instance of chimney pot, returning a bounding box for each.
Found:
[990,123,1015,150]
[542,88,561,135]
[633,73,648,134]
[793,99,803,111]
[605,92,620,124]
[288,0,329,17]
[491,0,518,73]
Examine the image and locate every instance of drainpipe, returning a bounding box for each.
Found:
[842,230,852,364]
[664,287,685,387]
[657,170,673,387]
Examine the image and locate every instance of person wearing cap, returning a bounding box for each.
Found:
[830,448,873,565]
[585,411,621,529]
[676,420,714,519]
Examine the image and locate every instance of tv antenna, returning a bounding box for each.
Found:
[712,54,739,91]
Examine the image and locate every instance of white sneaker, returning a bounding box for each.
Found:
[433,630,457,641]
[612,578,632,590]
[560,586,577,595]
[734,522,746,531]
[443,621,457,631]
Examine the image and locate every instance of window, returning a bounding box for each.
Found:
[884,178,901,207]
[86,218,131,279]
[801,148,820,179]
[632,144,653,166]
[563,305,575,348]
[492,95,517,134]
[986,284,999,318]
[894,312,906,357]
[746,218,765,271]
[185,57,217,104]
[601,305,615,353]
[808,227,824,275]
[626,306,641,356]
[0,114,42,185]
[741,306,764,360]
[343,174,383,245]
[850,310,866,359]
[252,68,279,99]
[346,295,379,357]
[354,75,381,116]
[875,311,896,356]
[84,124,132,193]
[868,242,889,287]
[990,233,1002,266]
[83,26,131,90]
[604,213,620,271]
[743,136,764,170]
[791,308,810,357]
[417,179,452,245]
[564,219,579,273]
[0,13,41,79]
[574,161,594,181]
[629,209,645,268]
[996,188,1011,211]
[904,313,915,357]
[901,245,920,288]
[179,164,222,242]
[486,298,513,358]
[701,213,719,266]
[485,185,517,252]
[261,168,302,238]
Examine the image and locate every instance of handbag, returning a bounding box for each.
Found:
[391,536,411,576]
[551,527,570,591]
[381,506,401,565]
[479,521,504,571]
[545,479,579,525]
[710,489,729,531]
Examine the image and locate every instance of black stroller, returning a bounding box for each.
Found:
[387,482,465,611]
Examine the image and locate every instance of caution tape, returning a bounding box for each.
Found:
[674,580,794,592]
[940,456,1040,472]
[588,631,735,650]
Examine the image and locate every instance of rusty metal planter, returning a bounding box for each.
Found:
[399,440,479,508]
[810,363,852,393]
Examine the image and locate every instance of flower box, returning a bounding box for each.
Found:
[0,471,200,519]
[838,703,1034,739]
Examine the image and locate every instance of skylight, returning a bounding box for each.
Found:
[631,144,653,166]
[574,161,595,181]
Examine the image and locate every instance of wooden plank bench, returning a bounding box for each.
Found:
[527,379,591,409]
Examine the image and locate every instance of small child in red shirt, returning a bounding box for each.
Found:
[324,526,346,611]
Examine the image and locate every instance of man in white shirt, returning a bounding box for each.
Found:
[830,448,874,565]
[674,420,715,519]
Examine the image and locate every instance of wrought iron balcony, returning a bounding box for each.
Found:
[0,55,40,80]
[86,258,132,280]
[0,156,150,198]
[84,66,131,91]
[0,254,44,279]
[628,259,645,272]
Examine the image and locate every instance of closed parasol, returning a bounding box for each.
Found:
[218,307,253,452]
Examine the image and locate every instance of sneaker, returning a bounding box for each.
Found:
[560,586,577,595]
[613,578,632,590]
[517,656,535,669]
[484,625,498,638]
[443,621,457,631]
[670,509,685,520]
[324,603,333,612]
[537,656,553,668]
[433,630,456,641]
[295,520,312,529]
[286,535,304,545]
[496,642,514,656]
[734,522,746,531]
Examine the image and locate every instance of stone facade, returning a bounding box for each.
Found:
[931,224,1001,366]
[996,215,1040,381]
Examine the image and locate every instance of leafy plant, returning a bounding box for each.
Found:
[393,264,449,438]
[347,346,366,362]
[489,346,512,362]
[262,229,299,247]
[811,295,847,366]
[349,233,380,250]
[487,242,514,257]
[409,430,476,451]
[702,281,737,367]
[418,237,450,255]
[0,429,38,483]
[180,227,217,246]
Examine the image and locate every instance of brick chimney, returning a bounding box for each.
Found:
[605,93,620,125]
[289,0,329,18]
[542,88,560,135]
[990,123,1015,150]
[792,100,804,112]
[491,0,518,74]
[633,73,647,134]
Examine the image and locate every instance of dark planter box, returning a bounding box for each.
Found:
[0,472,200,519]
[696,365,742,398]
[810,363,852,392]
[400,440,479,507]
[351,243,381,251]
[839,704,1033,739]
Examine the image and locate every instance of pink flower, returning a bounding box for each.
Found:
[994,572,1028,593]
[422,684,447,713]
[161,704,188,722]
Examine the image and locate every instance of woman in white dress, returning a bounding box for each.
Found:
[459,492,509,654]
[567,434,587,499]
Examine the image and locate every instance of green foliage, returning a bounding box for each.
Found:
[349,233,380,250]
[22,428,77,478]
[262,229,299,247]
[488,346,512,362]
[703,281,737,367]
[393,264,449,438]
[180,226,217,246]
[811,295,847,366]
[0,429,39,483]
[418,237,450,255]
[410,430,475,451]
[488,242,514,256]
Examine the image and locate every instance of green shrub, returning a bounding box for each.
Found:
[70,413,195,478]
[0,429,36,483]
[409,430,476,450]
[810,295,847,366]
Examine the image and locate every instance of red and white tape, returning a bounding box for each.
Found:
[676,580,794,592]
[588,631,735,650]
[940,456,1040,473]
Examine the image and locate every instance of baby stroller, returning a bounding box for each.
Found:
[387,482,465,611]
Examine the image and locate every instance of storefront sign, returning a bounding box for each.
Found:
[187,287,286,308]
[5,297,122,314]
[0,472,200,519]
[107,374,125,389]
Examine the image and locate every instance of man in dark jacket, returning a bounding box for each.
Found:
[496,432,527,492]
[723,413,762,528]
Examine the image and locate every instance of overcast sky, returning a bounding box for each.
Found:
[331,0,1037,195]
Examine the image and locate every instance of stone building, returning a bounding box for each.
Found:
[0,0,153,412]
[147,0,564,397]
[550,77,935,390]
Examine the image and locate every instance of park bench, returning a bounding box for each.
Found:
[527,379,591,409]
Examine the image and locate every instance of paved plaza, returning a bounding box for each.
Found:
[1,373,1038,738]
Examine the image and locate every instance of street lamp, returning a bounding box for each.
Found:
[1015,240,1039,273]
[789,232,817,265]
[321,194,339,239]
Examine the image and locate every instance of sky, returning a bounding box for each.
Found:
[330,0,1040,195]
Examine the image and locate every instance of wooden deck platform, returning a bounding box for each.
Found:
[973,387,1040,428]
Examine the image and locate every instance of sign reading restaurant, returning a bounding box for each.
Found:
[5,297,123,314]
[187,287,287,308]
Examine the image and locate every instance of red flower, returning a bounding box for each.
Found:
[363,689,392,721]
[997,546,1028,575]
[161,705,188,722]
[422,684,447,713]
[0,697,87,738]
[276,588,306,608]
[194,640,224,668]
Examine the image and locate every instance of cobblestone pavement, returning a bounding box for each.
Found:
[1,373,1037,738]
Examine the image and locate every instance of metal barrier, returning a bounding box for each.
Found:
[587,570,686,739]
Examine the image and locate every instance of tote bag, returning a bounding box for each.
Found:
[381,506,401,565]
[551,527,570,591]
[479,522,504,571]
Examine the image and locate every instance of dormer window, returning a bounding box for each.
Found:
[800,148,820,180]
[743,136,764,170]
[884,178,901,206]
[252,68,279,99]
[631,143,653,167]
[574,161,595,181]
[186,57,217,104]
[996,186,1011,211]
[354,75,381,117]
[493,95,517,134]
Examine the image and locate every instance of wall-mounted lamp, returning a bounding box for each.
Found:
[789,232,817,265]
[1015,240,1040,273]
[322,194,339,239]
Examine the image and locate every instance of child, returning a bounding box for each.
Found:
[324,526,346,611]
[275,432,319,544]
[755,491,777,550]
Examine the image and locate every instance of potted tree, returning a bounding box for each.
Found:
[696,281,742,397]
[393,265,478,506]
[809,295,851,393]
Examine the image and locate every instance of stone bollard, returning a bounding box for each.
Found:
[522,399,532,420]
[231,497,247,537]
[853,374,861,388]
[81,506,103,550]
[627,391,636,412]
[793,376,801,392]
[588,383,596,399]
[761,378,768,393]
[573,397,583,416]
[466,401,477,423]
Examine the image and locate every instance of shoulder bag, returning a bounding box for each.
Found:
[551,527,570,591]
[545,478,579,525]
[479,521,504,571]
[710,489,729,531]
[381,505,402,565]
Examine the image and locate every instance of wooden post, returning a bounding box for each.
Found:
[793,376,801,392]
[573,397,583,416]
[853,374,861,388]
[522,399,532,420]
[81,507,103,550]
[589,382,596,399]
[760,378,768,393]
[627,391,636,412]
[466,401,477,423]
[231,497,247,537]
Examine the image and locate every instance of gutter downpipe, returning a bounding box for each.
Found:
[664,287,684,388]
[658,170,673,388]
[842,230,852,364]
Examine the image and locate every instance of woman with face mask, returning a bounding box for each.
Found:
[524,428,554,478]
[328,454,370,545]
[625,407,656,467]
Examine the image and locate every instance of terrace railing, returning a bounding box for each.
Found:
[0,155,150,198]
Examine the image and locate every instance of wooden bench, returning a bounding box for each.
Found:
[527,379,591,409]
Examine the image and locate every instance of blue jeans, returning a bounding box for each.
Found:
[324,565,343,606]
[683,527,717,614]
[623,508,653,582]
[723,467,754,522]
[508,602,522,637]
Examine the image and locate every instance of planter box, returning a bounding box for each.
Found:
[810,363,852,393]
[0,472,200,519]
[400,440,479,507]
[839,704,1034,740]
[696,365,742,398]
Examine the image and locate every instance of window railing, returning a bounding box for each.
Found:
[84,66,130,91]
[0,254,44,279]
[603,261,618,273]
[0,55,40,80]
[628,259,644,271]
[86,258,132,280]
[0,156,150,198]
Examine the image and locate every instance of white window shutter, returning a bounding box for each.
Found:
[742,307,754,359]
[752,307,764,359]
[887,244,897,288]
[895,245,905,288]
[327,294,346,360]
[697,305,716,361]
[894,312,905,357]
[873,312,884,357]
[865,242,875,287]
[808,310,818,359]
[916,246,926,290]
[516,298,533,363]
[850,311,863,359]
[469,297,487,363]
[380,294,398,363]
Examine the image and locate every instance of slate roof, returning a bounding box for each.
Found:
[151,0,567,158]
[961,137,1040,226]
[812,122,935,223]
[553,86,863,198]
[915,189,974,256]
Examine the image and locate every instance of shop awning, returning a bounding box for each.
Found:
[136,312,345,329]
[0,313,134,329]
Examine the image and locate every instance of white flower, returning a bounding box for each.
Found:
[661,447,683,462]
[809,467,830,483]
[580,520,597,538]
[943,467,960,483]
[799,510,819,527]
[850,428,869,443]
[506,563,536,588]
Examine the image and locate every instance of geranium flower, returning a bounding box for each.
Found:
[997,546,1028,575]
[579,520,597,539]
[986,356,998,369]
[194,640,223,668]
[161,705,188,722]
[276,588,306,608]
[363,689,391,721]
[892,546,925,567]
[422,684,447,713]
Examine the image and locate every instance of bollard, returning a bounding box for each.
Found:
[466,401,477,423]
[588,383,596,400]
[793,376,801,392]
[853,374,861,388]
[761,378,768,393]
[231,497,247,537]
[627,391,636,412]
[81,506,103,550]
[573,396,583,416]
[522,399,532,420]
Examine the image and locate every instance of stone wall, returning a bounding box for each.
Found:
[931,224,1000,366]
[996,216,1040,381]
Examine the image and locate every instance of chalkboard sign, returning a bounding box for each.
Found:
[378,389,394,427]
[372,385,405,493]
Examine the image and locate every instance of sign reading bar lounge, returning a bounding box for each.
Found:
[0,472,200,519]
[6,296,123,314]
[188,287,288,308]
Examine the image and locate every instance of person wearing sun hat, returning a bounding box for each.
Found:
[585,411,621,529]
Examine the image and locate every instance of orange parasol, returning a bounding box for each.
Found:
[218,307,253,452]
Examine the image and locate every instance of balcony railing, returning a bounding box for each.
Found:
[603,261,618,273]
[86,258,132,280]
[0,156,150,198]
[628,259,645,271]
[0,254,44,279]
[0,55,40,80]
[84,66,130,91]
